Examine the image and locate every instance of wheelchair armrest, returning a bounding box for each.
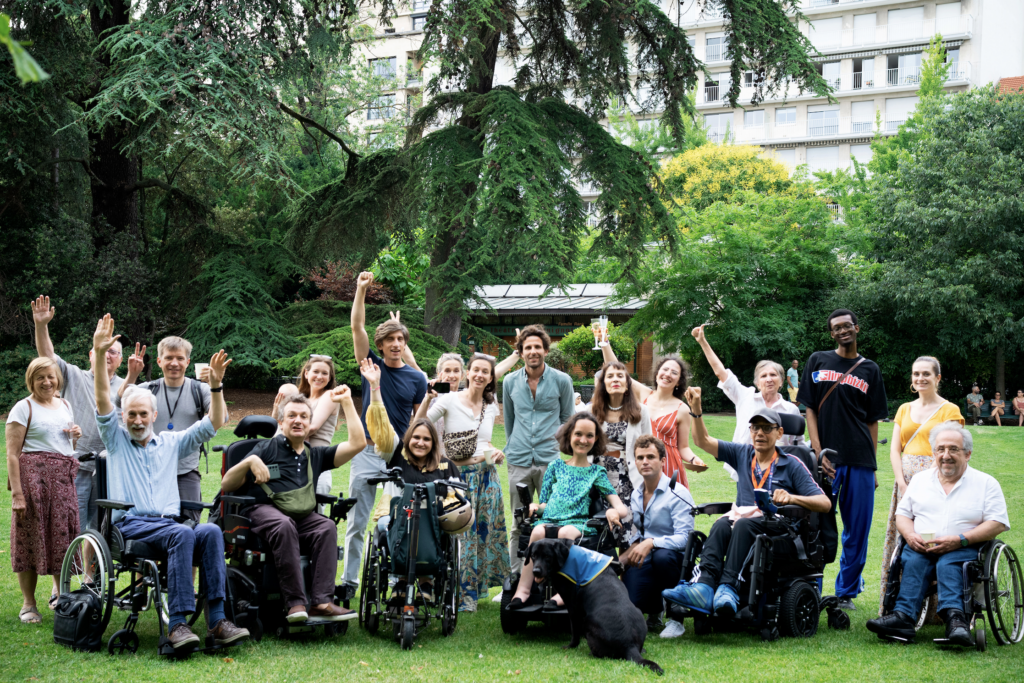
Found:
[212,445,225,453]
[696,502,733,516]
[220,495,256,507]
[97,499,134,511]
[776,505,811,520]
[315,493,339,505]
[591,509,608,520]
[180,500,214,511]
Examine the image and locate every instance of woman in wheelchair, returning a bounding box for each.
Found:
[507,412,630,610]
[663,389,830,618]
[220,387,366,624]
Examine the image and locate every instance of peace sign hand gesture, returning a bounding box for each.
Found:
[127,342,147,376]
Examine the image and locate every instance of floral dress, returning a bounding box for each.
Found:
[535,459,615,536]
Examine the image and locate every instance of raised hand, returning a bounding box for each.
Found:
[93,315,120,354]
[356,271,374,289]
[691,324,706,344]
[330,385,352,404]
[389,310,400,323]
[127,342,147,377]
[208,349,233,386]
[684,386,702,413]
[359,357,381,386]
[31,295,55,325]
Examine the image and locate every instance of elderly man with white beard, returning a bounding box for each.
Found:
[866,421,1010,646]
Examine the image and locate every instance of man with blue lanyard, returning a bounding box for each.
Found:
[663,390,831,617]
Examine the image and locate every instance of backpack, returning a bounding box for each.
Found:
[53,589,104,652]
[388,482,443,576]
[148,378,211,471]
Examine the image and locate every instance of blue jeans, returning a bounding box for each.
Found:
[894,545,979,618]
[833,465,874,598]
[116,516,226,626]
[623,548,683,617]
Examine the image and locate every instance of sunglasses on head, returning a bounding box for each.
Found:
[310,354,333,361]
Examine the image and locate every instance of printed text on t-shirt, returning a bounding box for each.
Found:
[811,369,869,394]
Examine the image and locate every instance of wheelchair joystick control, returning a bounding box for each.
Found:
[754,488,778,516]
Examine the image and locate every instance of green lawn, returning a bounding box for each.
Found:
[1,417,1021,682]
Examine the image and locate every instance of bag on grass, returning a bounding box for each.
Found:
[53,589,104,652]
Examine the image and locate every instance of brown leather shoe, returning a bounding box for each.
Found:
[208,619,250,645]
[168,623,201,650]
[308,603,358,622]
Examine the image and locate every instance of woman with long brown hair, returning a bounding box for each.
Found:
[273,355,340,496]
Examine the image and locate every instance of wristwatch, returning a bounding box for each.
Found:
[959,533,969,548]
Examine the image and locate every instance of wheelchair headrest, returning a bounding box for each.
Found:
[777,412,805,437]
[233,415,278,440]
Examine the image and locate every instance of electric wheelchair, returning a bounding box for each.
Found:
[667,414,850,641]
[498,481,620,635]
[210,415,358,641]
[877,535,1023,650]
[59,453,231,657]
[357,466,466,649]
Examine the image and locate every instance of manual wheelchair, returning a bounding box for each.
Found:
[667,414,849,641]
[498,481,620,635]
[877,535,1023,650]
[210,415,358,641]
[357,466,466,649]
[59,453,230,657]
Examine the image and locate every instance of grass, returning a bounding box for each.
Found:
[1,416,1021,682]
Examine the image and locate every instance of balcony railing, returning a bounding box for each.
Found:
[852,72,875,90]
[703,84,727,103]
[808,15,973,51]
[887,67,920,87]
[732,117,882,143]
[705,43,726,62]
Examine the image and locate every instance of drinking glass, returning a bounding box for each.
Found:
[590,319,602,350]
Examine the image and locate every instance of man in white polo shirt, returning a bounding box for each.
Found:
[866,421,1010,646]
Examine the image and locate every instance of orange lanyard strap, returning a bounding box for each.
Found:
[751,451,779,490]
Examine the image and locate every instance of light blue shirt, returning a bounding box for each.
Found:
[96,409,216,519]
[502,364,575,467]
[629,473,694,551]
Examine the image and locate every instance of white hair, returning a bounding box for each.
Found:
[928,420,973,453]
[122,385,157,412]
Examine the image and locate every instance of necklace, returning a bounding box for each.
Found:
[608,404,623,411]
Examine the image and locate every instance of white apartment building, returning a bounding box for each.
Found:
[356,0,1024,179]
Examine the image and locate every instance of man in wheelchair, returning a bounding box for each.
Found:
[867,421,1010,646]
[220,390,366,624]
[663,389,831,618]
[91,315,249,651]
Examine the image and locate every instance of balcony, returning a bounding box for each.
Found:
[705,43,727,63]
[808,15,973,52]
[703,84,728,104]
[732,116,881,143]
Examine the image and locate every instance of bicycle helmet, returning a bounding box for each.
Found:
[439,495,474,535]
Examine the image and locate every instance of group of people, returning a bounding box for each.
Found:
[4,285,1012,654]
[966,385,1024,427]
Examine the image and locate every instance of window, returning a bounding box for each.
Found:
[936,3,962,35]
[412,14,427,31]
[885,96,919,131]
[773,148,796,169]
[850,144,872,168]
[742,71,763,88]
[853,58,875,89]
[818,61,840,89]
[584,202,601,228]
[705,33,727,62]
[412,0,430,10]
[744,110,765,128]
[888,52,922,85]
[775,107,796,126]
[887,7,924,42]
[851,101,875,133]
[704,112,732,142]
[853,14,876,45]
[368,94,395,120]
[808,105,839,136]
[687,35,696,50]
[946,48,963,79]
[806,146,840,173]
[810,18,842,49]
[704,74,729,103]
[369,57,397,78]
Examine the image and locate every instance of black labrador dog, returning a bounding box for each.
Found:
[527,538,663,675]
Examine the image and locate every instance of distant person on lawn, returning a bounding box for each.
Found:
[787,360,800,403]
[966,385,984,426]
[990,392,1006,427]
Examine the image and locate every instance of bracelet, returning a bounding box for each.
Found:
[371,386,381,392]
[689,411,702,419]
[210,386,223,393]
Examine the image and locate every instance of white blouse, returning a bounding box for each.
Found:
[6,397,76,456]
[426,392,500,458]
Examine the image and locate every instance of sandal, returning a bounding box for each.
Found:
[48,593,59,610]
[19,606,42,624]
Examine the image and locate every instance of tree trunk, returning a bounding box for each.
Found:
[996,343,1005,398]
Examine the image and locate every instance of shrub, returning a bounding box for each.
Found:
[557,323,635,377]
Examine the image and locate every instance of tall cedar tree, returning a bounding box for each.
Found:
[290,0,830,345]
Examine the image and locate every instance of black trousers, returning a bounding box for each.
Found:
[623,548,684,616]
[248,504,338,609]
[696,516,769,589]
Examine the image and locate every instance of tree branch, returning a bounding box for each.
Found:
[279,103,360,174]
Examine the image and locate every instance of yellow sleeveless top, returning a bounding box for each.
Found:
[895,401,965,456]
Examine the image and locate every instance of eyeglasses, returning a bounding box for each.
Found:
[748,424,779,434]
[310,354,333,361]
[934,446,965,456]
[831,323,856,332]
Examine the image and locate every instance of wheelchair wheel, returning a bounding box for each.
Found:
[60,531,114,636]
[984,541,1024,645]
[779,582,820,638]
[107,628,139,655]
[976,618,987,652]
[400,616,415,650]
[238,614,263,642]
[359,531,383,635]
[441,536,460,637]
[499,585,527,635]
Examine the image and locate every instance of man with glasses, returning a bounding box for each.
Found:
[866,421,1009,646]
[662,392,830,618]
[797,308,888,611]
[31,295,125,535]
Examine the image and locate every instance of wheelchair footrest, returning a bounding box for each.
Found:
[879,634,914,645]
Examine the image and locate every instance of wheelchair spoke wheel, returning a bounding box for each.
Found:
[154,565,206,628]
[60,531,114,636]
[441,537,459,637]
[779,582,820,638]
[359,531,382,635]
[985,542,1024,645]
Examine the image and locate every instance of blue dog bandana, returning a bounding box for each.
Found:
[557,545,613,586]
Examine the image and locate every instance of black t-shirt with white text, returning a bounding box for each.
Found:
[796,351,888,469]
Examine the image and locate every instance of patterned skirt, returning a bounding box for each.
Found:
[593,454,635,545]
[11,451,79,575]
[457,462,510,610]
[878,454,935,618]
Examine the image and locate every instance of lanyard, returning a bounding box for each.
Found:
[751,451,779,492]
[163,382,185,430]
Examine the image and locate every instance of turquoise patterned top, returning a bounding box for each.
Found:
[536,458,615,535]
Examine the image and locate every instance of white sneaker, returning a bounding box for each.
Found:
[491,592,503,603]
[659,619,686,639]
